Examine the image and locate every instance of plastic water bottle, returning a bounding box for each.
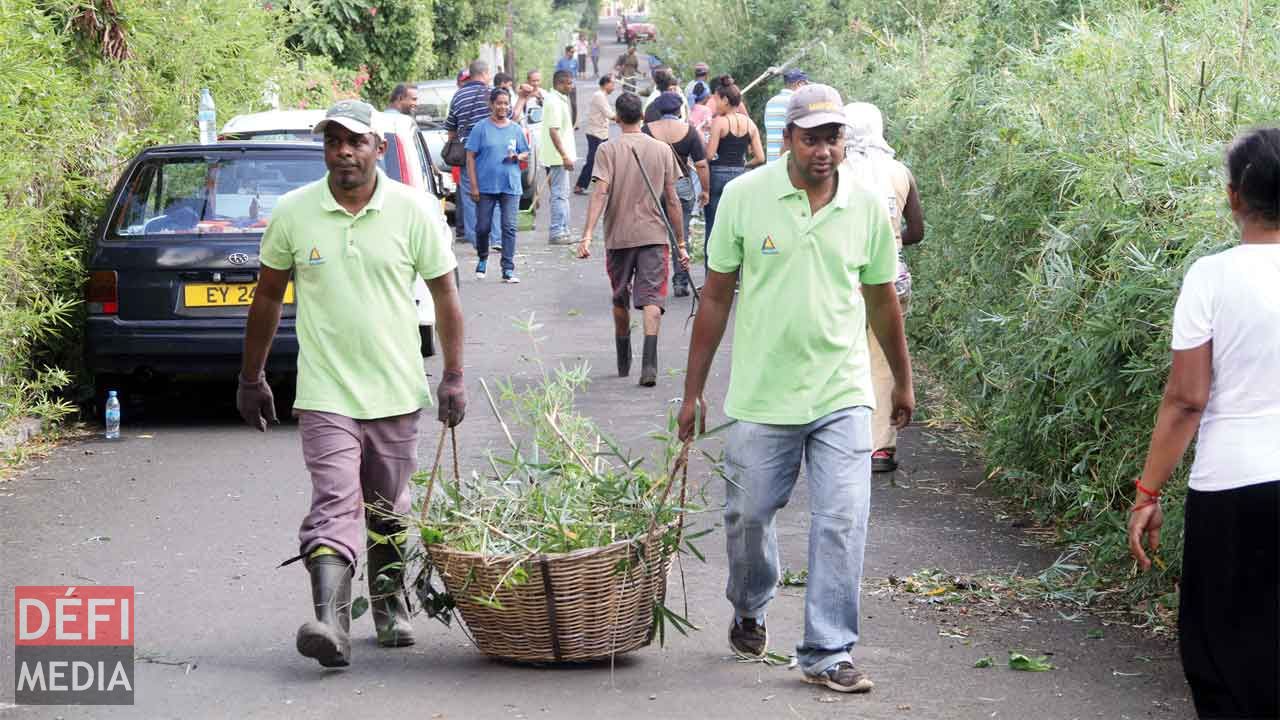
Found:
[198,88,217,145]
[104,391,121,440]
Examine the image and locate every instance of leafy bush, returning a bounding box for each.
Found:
[0,0,343,431]
[653,0,1278,603]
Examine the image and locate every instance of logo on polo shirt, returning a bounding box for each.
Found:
[307,247,326,266]
[761,235,778,255]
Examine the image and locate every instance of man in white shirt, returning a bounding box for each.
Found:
[577,75,616,194]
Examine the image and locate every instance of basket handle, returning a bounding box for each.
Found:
[419,424,460,526]
[646,438,693,541]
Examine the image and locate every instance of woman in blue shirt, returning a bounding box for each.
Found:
[465,88,530,283]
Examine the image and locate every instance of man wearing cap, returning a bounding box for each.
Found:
[763,69,808,163]
[238,99,467,669]
[685,62,709,109]
[678,84,913,694]
[540,69,578,244]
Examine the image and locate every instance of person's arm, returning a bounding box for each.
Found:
[237,265,291,430]
[902,173,924,246]
[704,117,723,161]
[694,159,710,205]
[465,150,480,200]
[862,281,914,428]
[426,270,466,426]
[576,180,610,258]
[1128,342,1212,569]
[677,269,736,440]
[548,117,574,170]
[746,121,766,167]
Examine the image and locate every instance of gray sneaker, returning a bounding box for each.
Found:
[802,661,874,693]
[548,234,574,245]
[728,617,767,659]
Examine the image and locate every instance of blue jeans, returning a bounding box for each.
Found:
[459,172,502,248]
[547,165,571,240]
[723,406,873,676]
[476,193,519,274]
[671,184,694,289]
[704,165,745,270]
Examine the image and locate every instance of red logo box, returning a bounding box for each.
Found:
[16,586,133,646]
[15,586,134,705]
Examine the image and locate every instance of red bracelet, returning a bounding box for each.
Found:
[1134,478,1160,498]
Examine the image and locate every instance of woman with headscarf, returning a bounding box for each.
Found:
[841,102,924,474]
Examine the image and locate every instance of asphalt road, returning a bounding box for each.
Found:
[0,18,1194,720]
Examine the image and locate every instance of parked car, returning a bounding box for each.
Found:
[87,114,452,414]
[413,78,544,211]
[623,14,656,43]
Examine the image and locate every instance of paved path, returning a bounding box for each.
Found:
[0,18,1193,720]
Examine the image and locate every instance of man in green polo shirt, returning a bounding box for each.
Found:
[677,85,913,694]
[539,70,577,244]
[237,99,466,668]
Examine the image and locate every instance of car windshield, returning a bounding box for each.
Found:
[627,14,647,22]
[110,153,326,237]
[415,85,455,127]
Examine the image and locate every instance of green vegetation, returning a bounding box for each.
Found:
[652,0,1278,603]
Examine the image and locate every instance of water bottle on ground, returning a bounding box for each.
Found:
[105,391,121,440]
[198,88,217,145]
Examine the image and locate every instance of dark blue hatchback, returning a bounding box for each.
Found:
[85,142,326,400]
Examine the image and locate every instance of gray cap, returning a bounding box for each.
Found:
[784,84,851,129]
[312,99,378,136]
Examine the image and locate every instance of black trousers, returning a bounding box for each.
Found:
[576,134,605,190]
[1179,480,1279,719]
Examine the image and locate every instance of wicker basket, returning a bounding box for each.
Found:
[419,427,688,663]
[426,525,676,663]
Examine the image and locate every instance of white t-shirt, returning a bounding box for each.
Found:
[1171,244,1280,491]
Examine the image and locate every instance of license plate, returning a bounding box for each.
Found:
[183,282,295,307]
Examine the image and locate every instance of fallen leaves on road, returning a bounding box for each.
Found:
[1008,652,1054,671]
[974,656,994,668]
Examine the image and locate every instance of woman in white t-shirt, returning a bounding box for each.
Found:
[1129,127,1280,719]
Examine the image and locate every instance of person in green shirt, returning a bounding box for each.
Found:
[237,99,467,668]
[677,85,914,694]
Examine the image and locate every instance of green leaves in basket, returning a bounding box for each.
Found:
[472,595,506,611]
[1008,652,1054,671]
[350,596,369,620]
[420,527,444,545]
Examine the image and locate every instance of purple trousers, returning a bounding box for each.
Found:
[297,410,422,566]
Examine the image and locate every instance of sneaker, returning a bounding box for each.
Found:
[673,284,690,298]
[728,617,767,660]
[871,448,897,473]
[502,272,520,284]
[475,260,487,278]
[802,661,874,693]
[548,234,574,245]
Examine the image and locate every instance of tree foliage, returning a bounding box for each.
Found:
[653,0,1279,602]
[282,0,428,103]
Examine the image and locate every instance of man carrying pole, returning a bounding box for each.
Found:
[677,85,914,693]
[576,92,690,387]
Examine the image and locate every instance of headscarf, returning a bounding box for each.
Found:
[843,102,895,160]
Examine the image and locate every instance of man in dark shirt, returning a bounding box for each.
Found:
[444,60,492,247]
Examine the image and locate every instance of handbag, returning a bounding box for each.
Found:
[441,137,466,167]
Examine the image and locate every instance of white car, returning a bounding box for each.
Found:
[220,109,451,334]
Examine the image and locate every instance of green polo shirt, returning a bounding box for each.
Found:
[707,159,897,425]
[538,89,576,167]
[259,169,457,420]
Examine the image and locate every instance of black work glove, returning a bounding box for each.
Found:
[236,373,278,432]
[436,370,466,427]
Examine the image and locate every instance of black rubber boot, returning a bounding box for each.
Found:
[639,335,658,387]
[367,521,415,648]
[296,554,353,668]
[616,336,632,377]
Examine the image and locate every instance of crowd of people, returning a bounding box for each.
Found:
[232,25,1278,718]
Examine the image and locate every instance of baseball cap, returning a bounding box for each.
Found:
[694,62,709,76]
[785,84,851,129]
[312,99,378,136]
[783,69,808,84]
